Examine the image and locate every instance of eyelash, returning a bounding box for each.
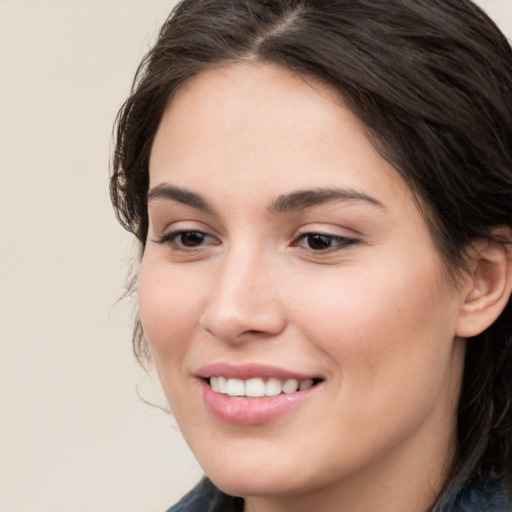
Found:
[155,230,358,253]
[155,230,219,251]
[293,232,358,252]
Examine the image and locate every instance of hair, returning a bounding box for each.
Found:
[111,0,512,508]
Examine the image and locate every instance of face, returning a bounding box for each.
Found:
[140,63,467,508]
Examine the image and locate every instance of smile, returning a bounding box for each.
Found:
[197,365,323,425]
[196,363,324,423]
[209,376,317,397]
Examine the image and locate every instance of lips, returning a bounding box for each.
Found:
[196,362,321,381]
[196,363,323,425]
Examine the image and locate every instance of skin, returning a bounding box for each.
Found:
[139,63,473,512]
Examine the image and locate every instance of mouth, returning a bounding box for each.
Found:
[206,376,323,398]
[196,363,323,424]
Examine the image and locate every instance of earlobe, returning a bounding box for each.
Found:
[455,227,512,338]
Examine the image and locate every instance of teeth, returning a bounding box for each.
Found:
[210,377,220,392]
[245,378,266,397]
[265,378,282,397]
[282,379,299,394]
[218,376,227,393]
[299,379,314,390]
[226,378,245,396]
[208,376,317,397]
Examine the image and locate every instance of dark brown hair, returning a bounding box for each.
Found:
[111,0,512,507]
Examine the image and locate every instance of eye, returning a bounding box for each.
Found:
[295,233,357,251]
[155,230,219,251]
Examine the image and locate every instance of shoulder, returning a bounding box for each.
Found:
[449,477,511,512]
[165,478,244,512]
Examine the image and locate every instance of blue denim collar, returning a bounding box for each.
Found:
[437,476,511,512]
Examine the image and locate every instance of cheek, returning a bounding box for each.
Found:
[137,255,205,365]
[294,255,459,414]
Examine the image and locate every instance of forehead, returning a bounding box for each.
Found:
[150,62,403,190]
[150,63,348,170]
[149,63,431,236]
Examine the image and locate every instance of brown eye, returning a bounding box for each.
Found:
[305,234,336,250]
[155,230,219,251]
[296,233,358,252]
[179,231,207,247]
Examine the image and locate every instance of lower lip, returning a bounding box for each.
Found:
[200,380,319,425]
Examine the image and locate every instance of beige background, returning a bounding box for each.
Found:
[0,1,510,511]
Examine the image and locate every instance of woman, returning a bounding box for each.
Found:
[111,0,512,510]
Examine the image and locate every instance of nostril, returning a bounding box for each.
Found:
[199,295,287,344]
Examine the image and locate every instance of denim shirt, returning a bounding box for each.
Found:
[166,479,243,512]
[446,477,511,512]
[167,477,511,512]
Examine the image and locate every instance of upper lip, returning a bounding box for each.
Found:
[196,362,321,381]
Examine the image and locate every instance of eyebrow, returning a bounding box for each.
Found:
[147,184,385,214]
[267,188,385,213]
[147,184,214,212]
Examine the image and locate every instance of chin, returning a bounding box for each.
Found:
[208,468,308,499]
[195,444,346,500]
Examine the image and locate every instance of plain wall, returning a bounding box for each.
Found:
[0,1,510,511]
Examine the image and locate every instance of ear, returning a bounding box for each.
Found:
[455,226,512,338]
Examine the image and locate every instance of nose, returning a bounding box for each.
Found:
[199,247,287,344]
